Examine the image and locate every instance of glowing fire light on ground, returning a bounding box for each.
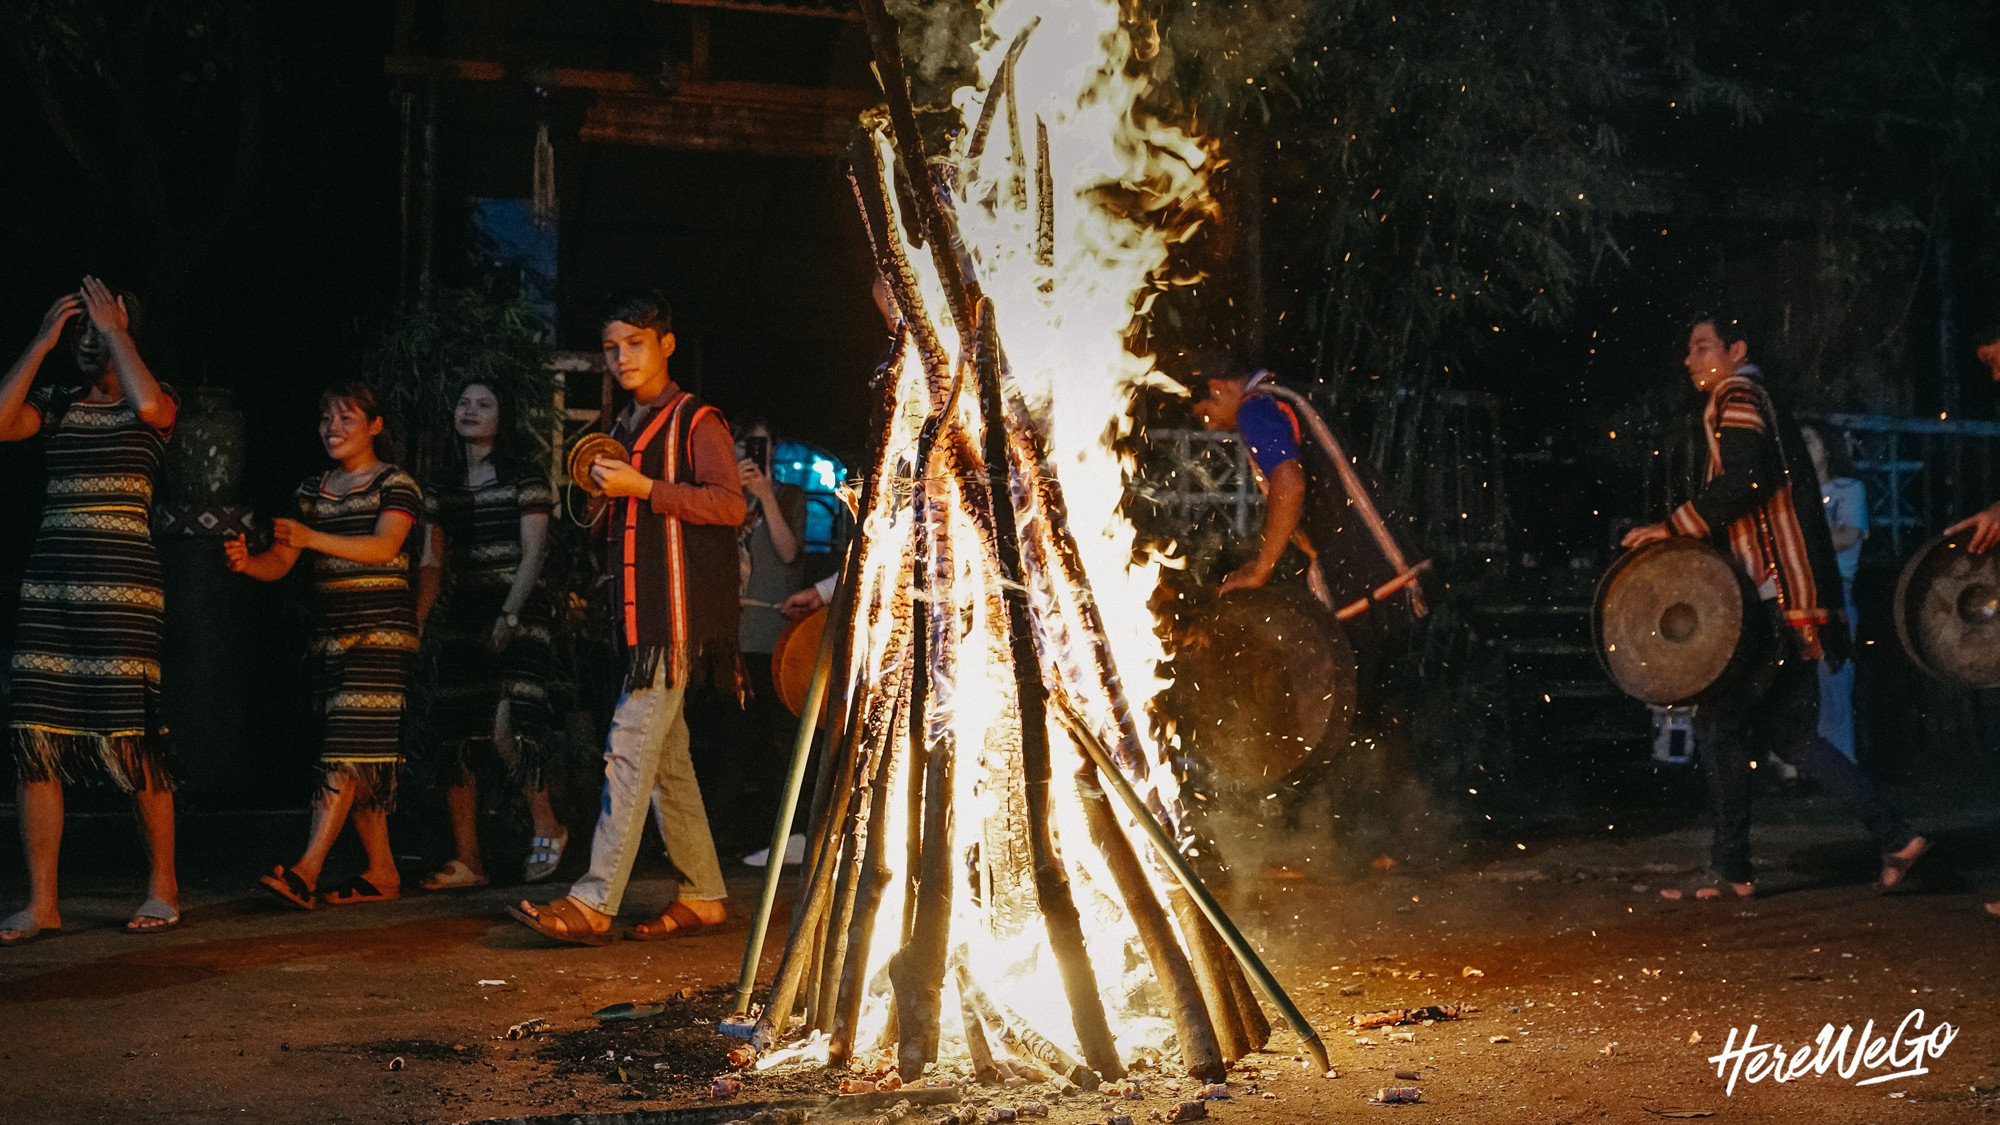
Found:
[744,0,1322,1089]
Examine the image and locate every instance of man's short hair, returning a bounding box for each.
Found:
[1690,308,1769,351]
[599,288,674,335]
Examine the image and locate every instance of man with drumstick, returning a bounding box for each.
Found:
[1621,312,1927,900]
[1936,327,2000,916]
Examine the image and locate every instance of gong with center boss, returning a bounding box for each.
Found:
[1894,534,2000,689]
[1594,537,1767,706]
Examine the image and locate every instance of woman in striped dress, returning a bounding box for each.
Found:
[416,381,568,889]
[1,279,181,945]
[225,382,421,909]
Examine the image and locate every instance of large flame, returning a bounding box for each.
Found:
[801,0,1219,1075]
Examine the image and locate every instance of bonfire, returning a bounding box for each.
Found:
[739,0,1328,1088]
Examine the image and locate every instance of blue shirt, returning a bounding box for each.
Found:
[1237,395,1300,477]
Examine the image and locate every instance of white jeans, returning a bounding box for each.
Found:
[568,664,726,914]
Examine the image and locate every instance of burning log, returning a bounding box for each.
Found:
[957,965,1097,1089]
[1073,758,1224,1081]
[742,0,1329,1092]
[976,303,1124,1082]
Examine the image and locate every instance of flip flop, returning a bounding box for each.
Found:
[420,860,489,892]
[125,898,181,934]
[323,876,401,906]
[507,896,615,947]
[258,865,317,911]
[524,829,569,883]
[625,900,726,942]
[1878,836,1930,892]
[0,909,60,947]
[1660,878,1757,902]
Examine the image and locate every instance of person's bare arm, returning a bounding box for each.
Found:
[1947,501,2000,554]
[749,476,804,565]
[416,522,444,626]
[1221,460,1304,594]
[502,512,550,618]
[0,294,80,443]
[279,510,416,566]
[80,277,175,432]
[224,535,304,582]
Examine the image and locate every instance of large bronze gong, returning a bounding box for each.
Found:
[1894,534,2000,688]
[1594,537,1762,705]
[1174,585,1356,789]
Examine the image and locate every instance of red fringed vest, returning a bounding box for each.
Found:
[607,391,740,692]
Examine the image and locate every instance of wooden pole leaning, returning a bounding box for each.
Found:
[1048,695,1332,1075]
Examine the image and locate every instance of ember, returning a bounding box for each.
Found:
[740,0,1324,1091]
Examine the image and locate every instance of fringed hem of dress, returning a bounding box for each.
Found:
[10,724,178,792]
[436,734,552,791]
[315,760,402,812]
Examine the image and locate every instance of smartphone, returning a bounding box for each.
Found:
[738,435,772,476]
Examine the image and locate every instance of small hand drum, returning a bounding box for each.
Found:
[566,432,629,495]
[771,604,831,717]
[1594,537,1763,705]
[1894,534,2000,688]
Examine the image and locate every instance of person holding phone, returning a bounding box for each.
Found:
[1,279,181,945]
[729,419,807,865]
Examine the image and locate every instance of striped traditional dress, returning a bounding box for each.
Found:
[423,461,556,782]
[297,465,422,808]
[9,385,175,789]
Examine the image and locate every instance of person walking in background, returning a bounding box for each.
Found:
[1621,311,1924,900]
[1802,420,1867,762]
[416,381,568,891]
[732,418,808,868]
[226,382,422,910]
[0,279,181,945]
[510,288,743,945]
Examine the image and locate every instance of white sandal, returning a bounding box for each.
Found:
[524,829,568,883]
[420,859,489,892]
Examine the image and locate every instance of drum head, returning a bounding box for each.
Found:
[566,433,628,495]
[771,605,831,716]
[1895,534,2000,689]
[1594,537,1751,705]
[1175,586,1356,788]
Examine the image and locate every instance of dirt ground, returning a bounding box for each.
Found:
[5,782,2000,1125]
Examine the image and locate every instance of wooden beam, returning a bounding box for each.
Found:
[384,56,874,158]
[651,0,863,22]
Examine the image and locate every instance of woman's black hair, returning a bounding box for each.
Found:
[598,288,673,335]
[442,379,524,484]
[319,379,384,422]
[1802,419,1858,480]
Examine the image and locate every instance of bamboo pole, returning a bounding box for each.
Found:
[974,301,1124,1081]
[1172,888,1249,1062]
[829,688,899,1063]
[854,0,976,332]
[885,668,954,1077]
[1073,759,1224,1081]
[1049,694,1332,1074]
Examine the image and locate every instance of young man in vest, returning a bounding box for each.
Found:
[512,289,745,944]
[1621,312,1927,900]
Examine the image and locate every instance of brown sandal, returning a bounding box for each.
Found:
[626,900,723,942]
[508,896,615,946]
